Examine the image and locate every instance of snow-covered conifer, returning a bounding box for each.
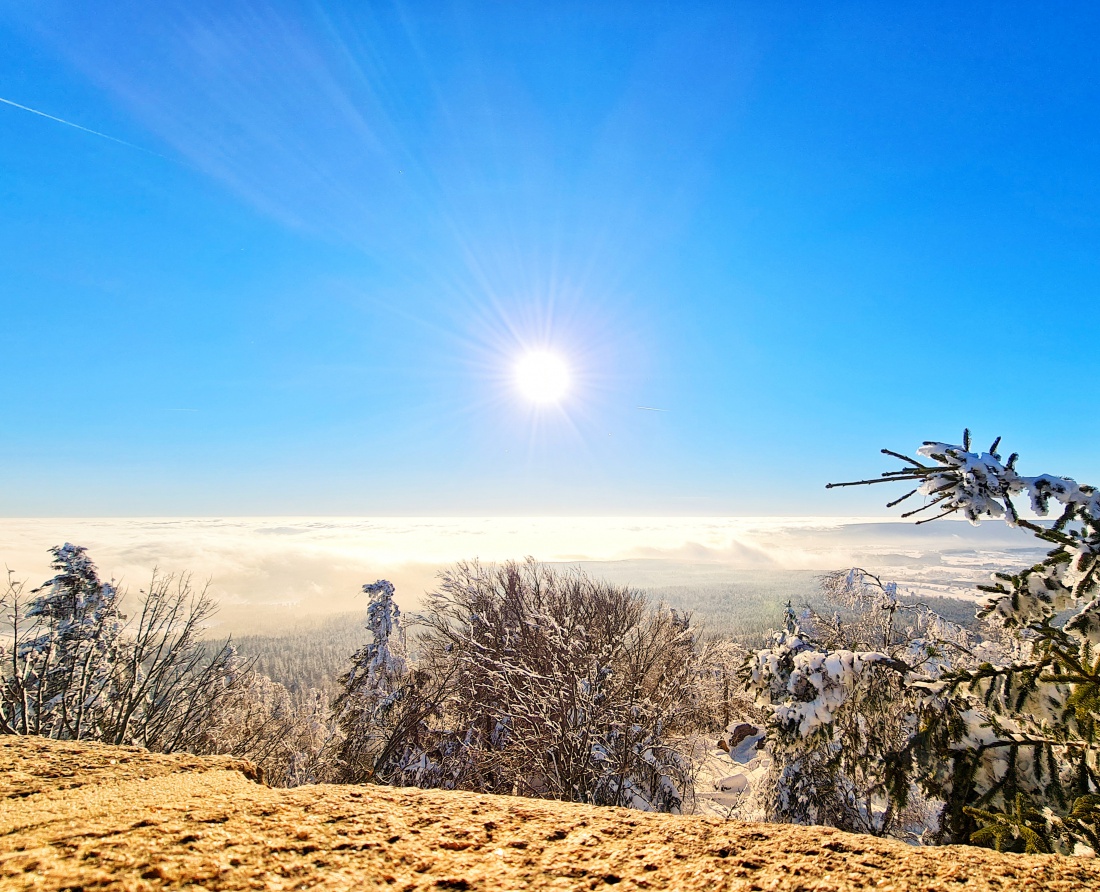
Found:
[4,544,126,739]
[334,579,431,784]
[744,572,958,837]
[820,432,1100,853]
[1,547,251,760]
[338,580,407,713]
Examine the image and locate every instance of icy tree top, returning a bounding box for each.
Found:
[828,431,1100,637]
[346,579,407,693]
[363,579,401,643]
[27,543,120,629]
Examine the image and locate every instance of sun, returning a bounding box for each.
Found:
[514,351,570,404]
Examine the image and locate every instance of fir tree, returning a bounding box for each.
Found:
[821,431,1100,854]
[345,579,408,698]
[744,574,951,838]
[1,546,253,762]
[10,544,125,738]
[334,579,422,783]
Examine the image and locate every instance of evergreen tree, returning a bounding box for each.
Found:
[334,579,424,783]
[4,544,125,738]
[819,432,1100,853]
[338,579,408,712]
[744,578,954,838]
[1,546,252,761]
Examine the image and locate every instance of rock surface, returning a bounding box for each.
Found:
[2,737,1099,891]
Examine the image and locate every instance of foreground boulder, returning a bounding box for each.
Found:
[2,737,1099,891]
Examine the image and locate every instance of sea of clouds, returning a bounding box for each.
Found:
[0,517,1047,634]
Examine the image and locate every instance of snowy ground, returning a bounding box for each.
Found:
[690,725,769,819]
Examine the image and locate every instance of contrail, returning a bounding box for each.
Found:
[637,406,669,412]
[0,96,163,157]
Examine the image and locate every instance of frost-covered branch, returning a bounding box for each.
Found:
[817,433,1100,853]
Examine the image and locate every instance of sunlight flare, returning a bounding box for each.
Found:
[514,351,570,404]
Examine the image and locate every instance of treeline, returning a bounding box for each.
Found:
[225,614,364,697]
[219,581,980,695]
[646,579,979,642]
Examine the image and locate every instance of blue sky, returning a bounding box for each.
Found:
[2,1,1099,516]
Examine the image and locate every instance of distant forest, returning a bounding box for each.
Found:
[226,583,980,699]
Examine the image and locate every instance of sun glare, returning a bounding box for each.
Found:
[514,351,570,404]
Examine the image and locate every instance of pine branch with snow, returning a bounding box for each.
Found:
[823,432,1100,853]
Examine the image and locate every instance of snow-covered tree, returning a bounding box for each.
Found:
[200,671,340,787]
[745,576,970,838]
[799,432,1100,853]
[355,580,407,687]
[101,571,244,753]
[4,546,354,786]
[1,546,249,759]
[405,559,706,812]
[1,544,125,738]
[334,579,438,784]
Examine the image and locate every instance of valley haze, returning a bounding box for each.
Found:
[1,516,1046,635]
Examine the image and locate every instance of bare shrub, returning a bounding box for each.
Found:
[336,559,728,812]
[202,672,341,786]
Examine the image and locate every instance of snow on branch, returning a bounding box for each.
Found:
[830,430,1100,633]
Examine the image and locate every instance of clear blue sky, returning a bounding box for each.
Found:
[2,1,1098,516]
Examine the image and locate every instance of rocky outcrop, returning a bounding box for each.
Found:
[2,737,1099,891]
